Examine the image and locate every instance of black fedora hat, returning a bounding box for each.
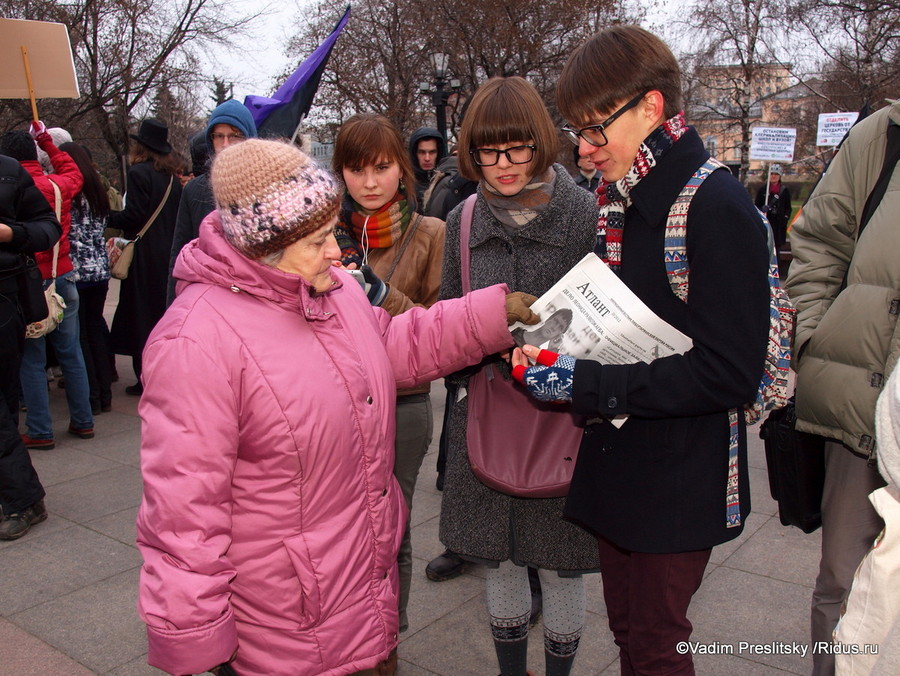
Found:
[129,118,172,154]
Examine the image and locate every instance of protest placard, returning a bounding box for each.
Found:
[0,18,79,117]
[749,126,797,162]
[816,112,859,147]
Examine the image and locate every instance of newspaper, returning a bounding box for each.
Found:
[510,253,692,364]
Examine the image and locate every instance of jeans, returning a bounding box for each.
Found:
[20,273,94,439]
[596,536,711,676]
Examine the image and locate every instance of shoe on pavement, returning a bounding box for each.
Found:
[68,424,95,439]
[376,648,398,676]
[20,434,55,450]
[125,383,143,396]
[426,549,464,581]
[0,500,47,540]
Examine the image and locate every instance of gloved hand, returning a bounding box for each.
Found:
[505,291,539,326]
[350,265,388,306]
[512,348,576,402]
[29,120,54,150]
[28,120,46,139]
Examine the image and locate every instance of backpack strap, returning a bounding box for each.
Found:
[663,157,730,301]
[661,156,775,530]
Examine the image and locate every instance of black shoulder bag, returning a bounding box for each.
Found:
[15,255,49,324]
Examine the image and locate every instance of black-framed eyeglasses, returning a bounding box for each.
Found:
[561,91,648,148]
[469,144,536,167]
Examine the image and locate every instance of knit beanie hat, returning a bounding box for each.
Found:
[211,138,340,259]
[206,99,258,153]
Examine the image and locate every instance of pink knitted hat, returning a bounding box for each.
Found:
[210,139,340,259]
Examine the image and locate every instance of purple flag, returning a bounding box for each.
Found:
[244,5,350,139]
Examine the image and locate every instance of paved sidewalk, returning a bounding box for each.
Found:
[1,282,823,675]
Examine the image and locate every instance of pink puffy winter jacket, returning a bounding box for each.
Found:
[136,214,513,676]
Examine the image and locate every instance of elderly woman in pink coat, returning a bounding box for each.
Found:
[136,139,537,676]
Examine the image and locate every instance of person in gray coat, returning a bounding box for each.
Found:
[437,76,600,676]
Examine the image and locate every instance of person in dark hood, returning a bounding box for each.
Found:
[167,99,257,304]
[408,127,447,205]
[188,130,210,179]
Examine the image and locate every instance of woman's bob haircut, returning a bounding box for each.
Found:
[457,77,558,182]
[558,25,683,126]
[332,112,417,207]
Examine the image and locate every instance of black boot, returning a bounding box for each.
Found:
[425,549,464,581]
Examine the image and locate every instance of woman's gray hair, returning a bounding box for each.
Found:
[260,249,285,267]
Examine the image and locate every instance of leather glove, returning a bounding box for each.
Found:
[512,349,576,402]
[505,292,539,326]
[350,265,388,306]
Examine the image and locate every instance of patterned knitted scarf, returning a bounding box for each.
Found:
[335,191,412,267]
[480,166,556,230]
[596,112,687,270]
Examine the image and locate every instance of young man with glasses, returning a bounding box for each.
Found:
[512,26,771,675]
[167,100,257,304]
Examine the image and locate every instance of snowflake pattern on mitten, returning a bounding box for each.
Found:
[514,352,576,402]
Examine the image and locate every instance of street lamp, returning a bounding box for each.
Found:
[419,52,460,143]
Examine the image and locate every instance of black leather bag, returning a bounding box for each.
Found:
[15,255,49,324]
[759,397,827,533]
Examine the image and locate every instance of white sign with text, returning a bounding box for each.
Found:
[817,112,859,147]
[749,126,797,162]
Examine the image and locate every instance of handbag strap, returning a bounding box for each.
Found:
[384,213,423,282]
[134,175,174,242]
[459,194,477,294]
[46,178,62,279]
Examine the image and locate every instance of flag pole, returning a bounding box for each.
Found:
[290,114,306,146]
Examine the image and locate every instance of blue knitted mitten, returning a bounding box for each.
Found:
[512,349,576,402]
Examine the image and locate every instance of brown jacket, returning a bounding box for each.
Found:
[366,213,445,395]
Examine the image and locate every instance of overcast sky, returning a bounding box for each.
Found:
[201,0,307,106]
[203,1,676,113]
